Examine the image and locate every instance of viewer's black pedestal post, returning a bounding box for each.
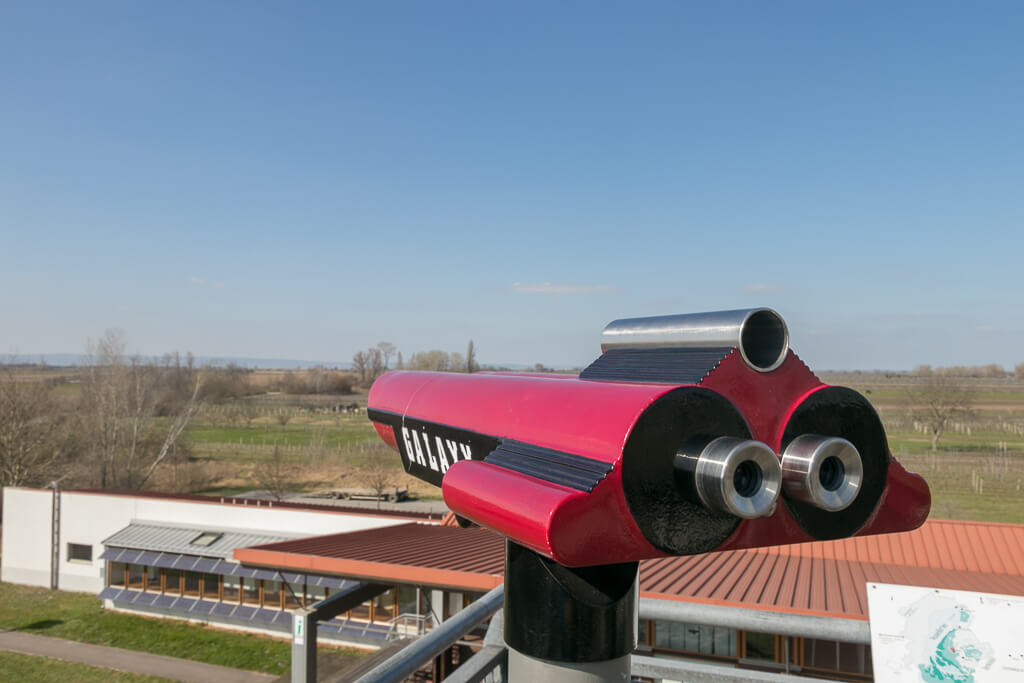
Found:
[503,541,638,682]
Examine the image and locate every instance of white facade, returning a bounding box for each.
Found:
[1,487,415,594]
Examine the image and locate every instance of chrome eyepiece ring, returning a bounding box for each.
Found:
[781,435,863,512]
[690,437,782,518]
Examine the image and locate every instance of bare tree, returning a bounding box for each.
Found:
[255,445,289,501]
[377,342,397,370]
[907,373,975,452]
[1016,363,1024,381]
[365,461,395,510]
[80,330,204,489]
[0,362,71,487]
[466,340,477,373]
[352,351,369,384]
[369,347,384,380]
[396,351,404,370]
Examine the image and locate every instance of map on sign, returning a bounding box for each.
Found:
[867,583,1024,682]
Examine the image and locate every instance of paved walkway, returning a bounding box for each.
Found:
[0,630,277,683]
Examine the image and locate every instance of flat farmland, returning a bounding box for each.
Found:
[821,373,1024,523]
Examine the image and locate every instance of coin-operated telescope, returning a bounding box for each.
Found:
[368,309,930,680]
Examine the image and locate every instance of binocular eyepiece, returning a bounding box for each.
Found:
[673,433,864,520]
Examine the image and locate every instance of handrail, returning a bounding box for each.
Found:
[353,584,505,683]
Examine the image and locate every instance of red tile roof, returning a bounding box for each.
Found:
[235,518,1024,620]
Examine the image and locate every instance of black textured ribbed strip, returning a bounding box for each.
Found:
[578,347,733,384]
[485,439,613,492]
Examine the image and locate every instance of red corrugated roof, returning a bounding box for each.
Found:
[235,522,506,592]
[639,519,1024,620]
[234,518,1024,619]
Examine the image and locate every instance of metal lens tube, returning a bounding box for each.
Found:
[781,435,863,512]
[600,308,789,372]
[676,437,782,518]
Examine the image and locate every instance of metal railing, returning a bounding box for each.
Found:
[353,584,505,683]
[353,585,868,683]
[386,612,429,641]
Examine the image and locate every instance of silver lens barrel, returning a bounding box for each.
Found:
[678,437,782,518]
[600,308,789,372]
[781,435,863,512]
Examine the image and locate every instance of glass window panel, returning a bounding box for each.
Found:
[398,586,417,614]
[284,582,304,608]
[805,639,837,670]
[109,562,128,587]
[263,581,282,610]
[684,624,700,652]
[745,632,776,661]
[697,625,713,655]
[671,622,687,651]
[203,574,219,600]
[146,566,161,592]
[638,619,648,645]
[374,589,396,622]
[305,585,326,607]
[165,570,182,594]
[349,600,371,622]
[183,572,201,597]
[838,642,870,674]
[68,543,92,562]
[714,627,737,657]
[654,620,671,649]
[242,578,261,605]
[222,575,240,603]
[127,564,145,590]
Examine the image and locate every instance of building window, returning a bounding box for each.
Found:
[349,599,371,622]
[284,582,304,609]
[398,586,418,615]
[146,566,161,592]
[653,620,737,659]
[223,575,241,603]
[183,572,201,597]
[127,564,145,590]
[202,574,220,601]
[68,543,92,563]
[242,578,261,606]
[264,581,283,610]
[804,638,873,676]
[744,631,777,661]
[165,570,182,595]
[374,588,397,622]
[189,532,223,547]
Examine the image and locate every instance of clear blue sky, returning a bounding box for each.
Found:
[2,1,1022,370]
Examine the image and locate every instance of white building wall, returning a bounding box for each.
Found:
[2,487,418,594]
[1,488,54,587]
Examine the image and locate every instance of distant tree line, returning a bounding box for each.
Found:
[351,340,479,386]
[912,364,1024,379]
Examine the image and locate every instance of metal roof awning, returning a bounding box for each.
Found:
[102,521,295,559]
[98,546,353,588]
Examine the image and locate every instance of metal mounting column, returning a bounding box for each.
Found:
[504,541,638,683]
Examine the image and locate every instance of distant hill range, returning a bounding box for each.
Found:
[21,354,353,370]
[18,354,562,372]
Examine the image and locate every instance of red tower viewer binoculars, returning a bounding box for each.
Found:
[369,308,930,567]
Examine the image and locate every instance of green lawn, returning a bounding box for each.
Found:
[0,582,365,676]
[0,651,171,682]
[186,422,375,448]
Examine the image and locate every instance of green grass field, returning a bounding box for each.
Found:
[0,652,171,682]
[0,582,365,676]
